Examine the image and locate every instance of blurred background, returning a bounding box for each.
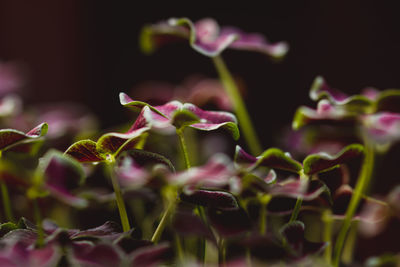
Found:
[1,2,400,260]
[1,1,399,148]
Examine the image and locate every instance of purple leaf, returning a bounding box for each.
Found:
[180,189,239,210]
[141,17,289,58]
[207,208,252,237]
[70,221,122,241]
[0,123,48,153]
[292,100,357,130]
[309,76,372,108]
[362,112,400,144]
[120,93,239,139]
[0,242,61,267]
[129,243,172,266]
[72,243,121,267]
[168,154,236,188]
[302,143,364,175]
[65,126,149,163]
[280,221,327,258]
[235,145,302,173]
[40,150,88,208]
[64,140,105,162]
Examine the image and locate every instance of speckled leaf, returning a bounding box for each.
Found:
[96,126,149,156]
[303,143,364,175]
[0,123,48,154]
[65,139,105,162]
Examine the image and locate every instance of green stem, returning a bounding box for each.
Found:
[218,238,226,266]
[332,143,375,266]
[1,178,14,222]
[108,163,131,232]
[342,221,358,264]
[176,129,191,169]
[322,210,333,265]
[259,203,267,235]
[33,199,44,247]
[289,198,303,223]
[289,171,308,223]
[151,191,178,243]
[212,55,262,155]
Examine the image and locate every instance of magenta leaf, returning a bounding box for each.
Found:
[65,126,149,163]
[302,143,364,175]
[362,112,400,144]
[70,221,122,241]
[71,243,121,267]
[64,140,104,162]
[168,154,236,188]
[309,76,372,110]
[292,100,357,130]
[116,150,174,189]
[235,145,302,173]
[120,93,239,139]
[141,17,289,59]
[0,122,48,154]
[0,242,61,267]
[38,150,88,208]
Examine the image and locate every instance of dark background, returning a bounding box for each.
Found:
[1,1,400,148]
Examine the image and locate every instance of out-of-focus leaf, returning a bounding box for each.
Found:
[302,143,364,175]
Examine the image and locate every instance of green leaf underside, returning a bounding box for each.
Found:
[303,144,364,175]
[171,109,200,130]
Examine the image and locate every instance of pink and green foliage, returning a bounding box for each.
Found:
[1,16,399,267]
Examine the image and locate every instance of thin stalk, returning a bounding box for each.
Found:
[175,233,185,263]
[196,206,207,262]
[108,164,131,232]
[212,55,262,155]
[332,143,375,266]
[342,221,358,264]
[1,178,14,222]
[259,203,267,235]
[151,129,190,245]
[176,129,191,169]
[289,171,308,223]
[322,210,333,265]
[33,199,44,247]
[151,192,178,243]
[289,198,303,223]
[218,238,227,266]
